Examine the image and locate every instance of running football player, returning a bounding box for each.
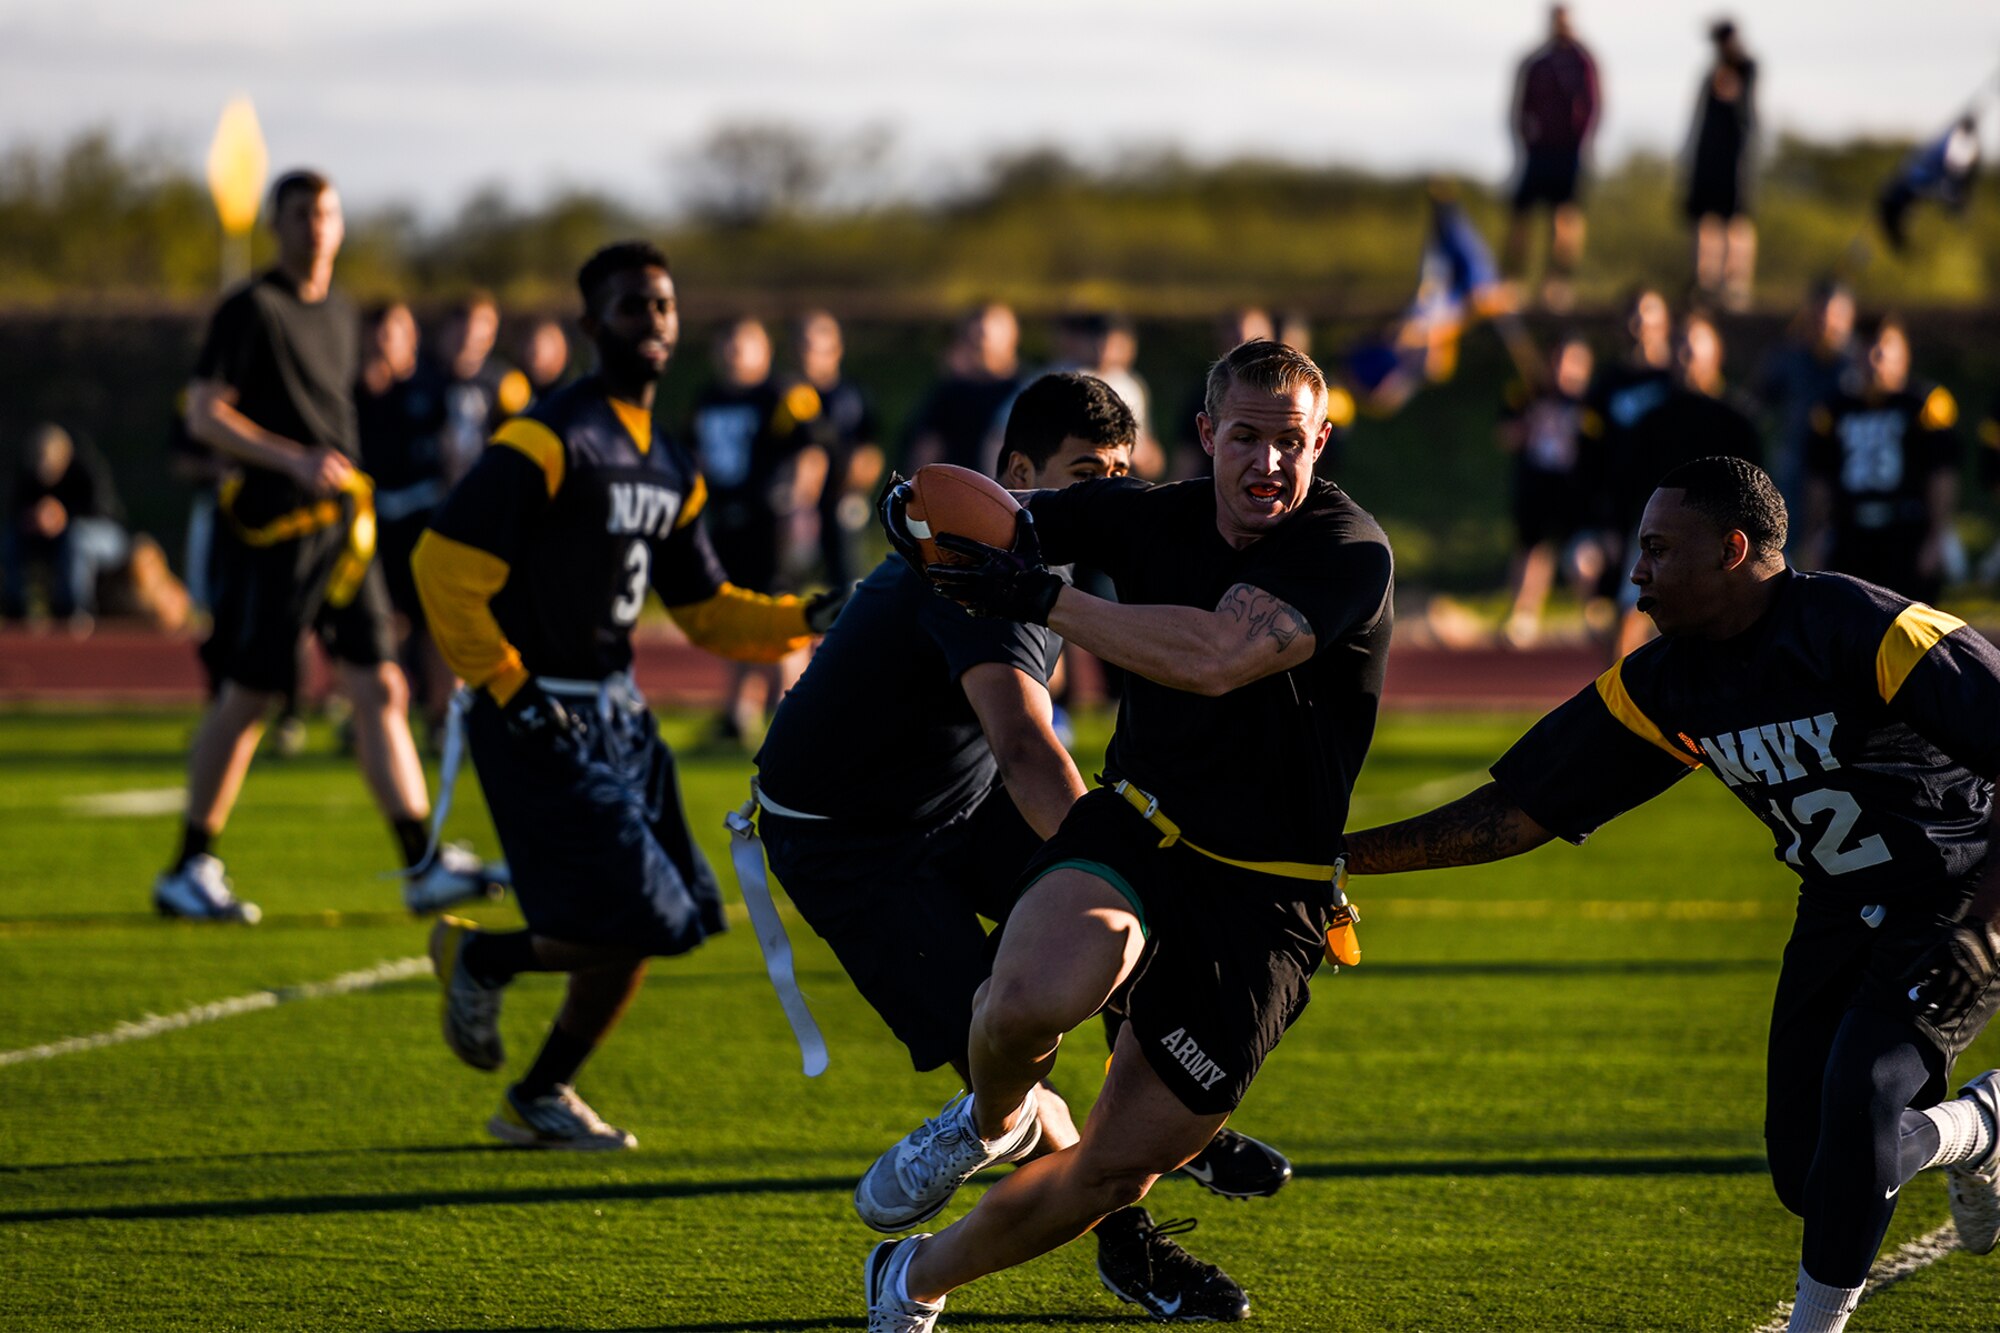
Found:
[756,372,1287,1321]
[410,241,844,1149]
[1344,456,2000,1333]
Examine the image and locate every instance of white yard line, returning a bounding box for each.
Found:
[1748,1221,1961,1333]
[62,787,188,817]
[0,956,430,1068]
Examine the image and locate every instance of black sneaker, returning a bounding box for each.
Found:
[1178,1127,1293,1199]
[1096,1209,1249,1323]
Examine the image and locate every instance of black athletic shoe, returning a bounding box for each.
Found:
[1177,1127,1293,1199]
[1096,1209,1249,1323]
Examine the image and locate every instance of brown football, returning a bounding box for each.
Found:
[905,464,1021,567]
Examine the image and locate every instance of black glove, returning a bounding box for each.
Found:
[804,583,854,634]
[1899,916,2000,1024]
[925,510,1065,625]
[495,677,580,759]
[876,472,926,574]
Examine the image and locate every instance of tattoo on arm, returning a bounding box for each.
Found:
[1218,582,1310,654]
[1343,782,1553,874]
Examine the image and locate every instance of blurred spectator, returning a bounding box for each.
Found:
[408,290,530,485]
[354,300,454,743]
[1611,309,1762,655]
[904,303,1022,475]
[1504,4,1600,311]
[1584,287,1677,566]
[1803,316,1961,604]
[1750,278,1857,529]
[515,314,571,406]
[786,309,881,587]
[3,423,128,630]
[1173,308,1273,477]
[1050,311,1162,477]
[1274,311,1314,355]
[1684,19,1759,310]
[690,316,823,740]
[1497,334,1604,647]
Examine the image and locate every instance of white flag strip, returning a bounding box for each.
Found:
[726,796,830,1078]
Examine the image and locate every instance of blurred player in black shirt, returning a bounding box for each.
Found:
[154,169,500,924]
[1345,456,2000,1333]
[515,314,571,408]
[1803,316,1961,605]
[1497,332,1605,646]
[1751,279,1858,526]
[690,316,823,740]
[407,291,531,486]
[412,242,844,1150]
[905,303,1023,476]
[861,342,1392,1331]
[785,309,880,587]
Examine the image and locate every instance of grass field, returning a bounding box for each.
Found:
[1,705,1996,1332]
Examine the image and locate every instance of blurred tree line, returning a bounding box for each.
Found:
[3,124,1997,313]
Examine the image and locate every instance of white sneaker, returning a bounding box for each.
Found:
[428,916,505,1071]
[404,842,508,915]
[865,1234,943,1333]
[855,1088,1041,1233]
[488,1083,636,1151]
[152,854,261,924]
[1946,1068,2000,1255]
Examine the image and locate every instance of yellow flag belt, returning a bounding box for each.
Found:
[218,470,377,608]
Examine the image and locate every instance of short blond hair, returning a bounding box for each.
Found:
[1203,339,1327,423]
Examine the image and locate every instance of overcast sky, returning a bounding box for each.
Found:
[3,0,1996,216]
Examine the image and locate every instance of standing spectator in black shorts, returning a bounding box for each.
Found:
[354,300,457,745]
[1345,457,2000,1333]
[785,309,880,588]
[861,341,1393,1331]
[1803,316,1961,605]
[1504,5,1600,312]
[1684,19,1759,310]
[757,373,1286,1321]
[905,304,1023,476]
[151,169,502,924]
[412,241,846,1150]
[1497,333,1605,646]
[689,316,823,740]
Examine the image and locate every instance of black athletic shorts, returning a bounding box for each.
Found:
[374,513,431,625]
[1513,148,1582,211]
[761,786,1042,1072]
[1512,469,1585,549]
[466,681,726,956]
[1013,787,1335,1116]
[199,522,395,694]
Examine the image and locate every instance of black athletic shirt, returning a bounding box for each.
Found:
[1492,570,2000,906]
[1028,476,1394,865]
[1807,382,1960,542]
[427,375,727,680]
[193,269,359,528]
[906,373,1022,474]
[688,379,806,529]
[755,555,1061,827]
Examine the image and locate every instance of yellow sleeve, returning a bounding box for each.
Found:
[411,530,530,704]
[666,582,813,664]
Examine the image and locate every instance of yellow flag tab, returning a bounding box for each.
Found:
[207,97,269,236]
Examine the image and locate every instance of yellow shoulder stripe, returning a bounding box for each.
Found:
[1594,659,1703,768]
[1327,385,1357,429]
[491,417,565,498]
[610,397,652,454]
[1875,602,1968,703]
[1920,386,1959,432]
[676,473,707,529]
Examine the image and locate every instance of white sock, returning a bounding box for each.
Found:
[1786,1267,1863,1333]
[892,1241,941,1311]
[1920,1094,1997,1170]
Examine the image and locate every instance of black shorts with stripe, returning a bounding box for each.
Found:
[1014,787,1335,1115]
[199,521,395,694]
[761,787,1041,1072]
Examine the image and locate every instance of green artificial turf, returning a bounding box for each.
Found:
[0,707,1994,1331]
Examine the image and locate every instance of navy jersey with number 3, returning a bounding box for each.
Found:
[425,376,727,681]
[1493,571,2000,905]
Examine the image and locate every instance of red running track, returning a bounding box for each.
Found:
[0,626,1606,711]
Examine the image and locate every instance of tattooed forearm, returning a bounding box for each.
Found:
[1343,782,1554,874]
[1218,582,1310,654]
